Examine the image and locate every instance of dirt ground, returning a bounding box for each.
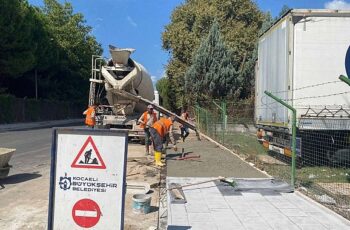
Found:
[124,150,162,230]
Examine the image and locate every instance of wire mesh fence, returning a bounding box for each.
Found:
[192,100,350,220]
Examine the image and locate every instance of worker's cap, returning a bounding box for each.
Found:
[147,105,154,109]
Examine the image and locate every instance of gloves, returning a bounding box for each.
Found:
[173,145,178,152]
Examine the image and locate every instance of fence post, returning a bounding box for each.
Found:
[221,100,227,144]
[221,100,227,130]
[265,91,296,187]
[205,109,209,134]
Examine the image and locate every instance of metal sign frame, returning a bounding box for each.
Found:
[48,128,128,229]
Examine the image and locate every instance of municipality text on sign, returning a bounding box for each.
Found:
[49,129,127,229]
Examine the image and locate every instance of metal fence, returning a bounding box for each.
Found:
[0,95,85,124]
[192,99,350,220]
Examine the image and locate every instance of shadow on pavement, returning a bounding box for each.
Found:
[0,172,42,189]
[148,206,159,214]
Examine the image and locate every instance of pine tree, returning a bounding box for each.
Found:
[185,21,240,101]
[161,0,264,110]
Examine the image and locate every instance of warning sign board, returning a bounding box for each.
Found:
[48,129,128,230]
[71,136,106,169]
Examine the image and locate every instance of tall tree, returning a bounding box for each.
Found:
[41,0,102,100]
[0,0,37,77]
[185,21,240,101]
[162,0,264,109]
[260,11,274,34]
[278,5,291,18]
[0,0,102,101]
[156,77,171,109]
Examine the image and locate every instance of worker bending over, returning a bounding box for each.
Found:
[150,115,178,166]
[138,104,158,156]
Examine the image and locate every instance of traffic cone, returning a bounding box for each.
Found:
[154,151,165,167]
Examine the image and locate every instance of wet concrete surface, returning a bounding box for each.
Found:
[166,133,268,178]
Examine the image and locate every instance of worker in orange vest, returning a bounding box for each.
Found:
[149,115,177,166]
[83,104,97,128]
[138,104,158,155]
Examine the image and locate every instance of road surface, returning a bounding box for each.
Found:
[0,127,159,230]
[0,128,54,229]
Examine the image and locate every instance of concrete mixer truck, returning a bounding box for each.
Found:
[89,45,197,140]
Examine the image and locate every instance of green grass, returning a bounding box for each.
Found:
[220,132,267,156]
[212,131,350,183]
[297,166,350,184]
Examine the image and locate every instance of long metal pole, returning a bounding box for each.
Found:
[264,91,296,187]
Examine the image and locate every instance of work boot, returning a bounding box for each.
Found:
[154,151,165,167]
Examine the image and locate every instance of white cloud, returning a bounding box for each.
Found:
[325,0,350,9]
[95,17,103,22]
[151,75,158,83]
[127,16,137,27]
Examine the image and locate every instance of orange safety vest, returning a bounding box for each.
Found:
[152,117,173,137]
[84,106,96,127]
[139,111,157,128]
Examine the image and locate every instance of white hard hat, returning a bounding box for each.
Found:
[147,105,154,109]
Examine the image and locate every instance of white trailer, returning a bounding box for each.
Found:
[255,9,350,164]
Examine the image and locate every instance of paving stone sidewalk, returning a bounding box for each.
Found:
[167,177,350,230]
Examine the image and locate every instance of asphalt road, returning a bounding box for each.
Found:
[0,127,72,229]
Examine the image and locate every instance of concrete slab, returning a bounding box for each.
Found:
[167,177,350,230]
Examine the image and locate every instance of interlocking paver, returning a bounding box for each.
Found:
[279,208,308,217]
[265,218,300,230]
[190,222,218,230]
[290,216,321,226]
[211,209,242,226]
[299,225,327,230]
[242,216,272,230]
[167,177,350,230]
[187,212,214,223]
[185,203,210,213]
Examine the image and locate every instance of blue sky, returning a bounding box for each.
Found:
[28,0,350,84]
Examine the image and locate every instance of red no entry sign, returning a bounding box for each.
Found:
[72,198,101,228]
